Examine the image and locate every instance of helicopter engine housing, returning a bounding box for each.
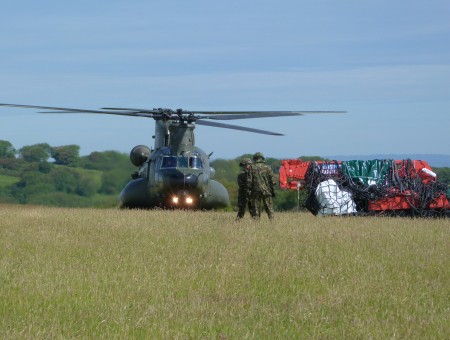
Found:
[130,145,151,167]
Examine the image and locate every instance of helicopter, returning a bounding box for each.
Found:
[0,102,343,209]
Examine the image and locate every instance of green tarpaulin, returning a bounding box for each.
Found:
[341,159,393,186]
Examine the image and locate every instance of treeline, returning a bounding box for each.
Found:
[1,140,449,210]
[0,140,135,208]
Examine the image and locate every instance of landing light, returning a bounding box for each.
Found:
[171,195,193,205]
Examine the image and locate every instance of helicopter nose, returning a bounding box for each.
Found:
[183,174,198,188]
[165,172,199,189]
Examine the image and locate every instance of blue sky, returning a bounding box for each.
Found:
[0,0,449,160]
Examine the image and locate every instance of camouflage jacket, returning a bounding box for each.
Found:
[237,167,253,196]
[250,161,276,196]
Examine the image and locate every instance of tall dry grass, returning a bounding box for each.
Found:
[1,204,449,338]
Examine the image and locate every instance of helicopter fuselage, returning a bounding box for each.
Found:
[118,120,229,209]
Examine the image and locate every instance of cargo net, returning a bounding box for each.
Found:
[303,160,450,217]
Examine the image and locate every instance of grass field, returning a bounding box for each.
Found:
[1,205,449,338]
[0,175,19,188]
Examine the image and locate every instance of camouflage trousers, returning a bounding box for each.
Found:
[249,193,274,220]
[236,193,251,219]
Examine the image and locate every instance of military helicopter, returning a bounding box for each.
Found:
[0,102,343,209]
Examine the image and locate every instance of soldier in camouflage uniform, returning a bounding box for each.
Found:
[236,157,253,220]
[249,152,276,220]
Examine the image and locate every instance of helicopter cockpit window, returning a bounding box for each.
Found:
[161,156,177,168]
[161,155,203,169]
[189,156,203,169]
[177,156,189,168]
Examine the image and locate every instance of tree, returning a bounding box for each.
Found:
[100,170,130,195]
[435,167,450,184]
[211,158,240,182]
[275,188,308,211]
[298,155,329,161]
[81,150,131,171]
[38,162,52,173]
[51,167,79,193]
[0,140,15,159]
[10,171,55,203]
[76,174,99,197]
[51,145,80,166]
[19,143,51,163]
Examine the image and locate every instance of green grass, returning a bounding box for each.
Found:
[0,174,20,187]
[0,205,449,338]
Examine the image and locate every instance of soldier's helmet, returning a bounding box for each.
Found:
[239,157,252,166]
[253,152,265,161]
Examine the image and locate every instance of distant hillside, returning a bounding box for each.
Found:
[325,154,450,168]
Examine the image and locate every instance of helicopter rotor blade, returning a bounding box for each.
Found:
[37,111,307,121]
[197,112,303,121]
[193,110,345,119]
[102,107,164,113]
[0,103,345,135]
[101,108,346,120]
[1,103,344,115]
[196,120,284,136]
[0,103,114,114]
[38,110,158,118]
[193,110,345,114]
[0,103,161,118]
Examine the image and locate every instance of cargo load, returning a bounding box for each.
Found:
[279,159,450,217]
